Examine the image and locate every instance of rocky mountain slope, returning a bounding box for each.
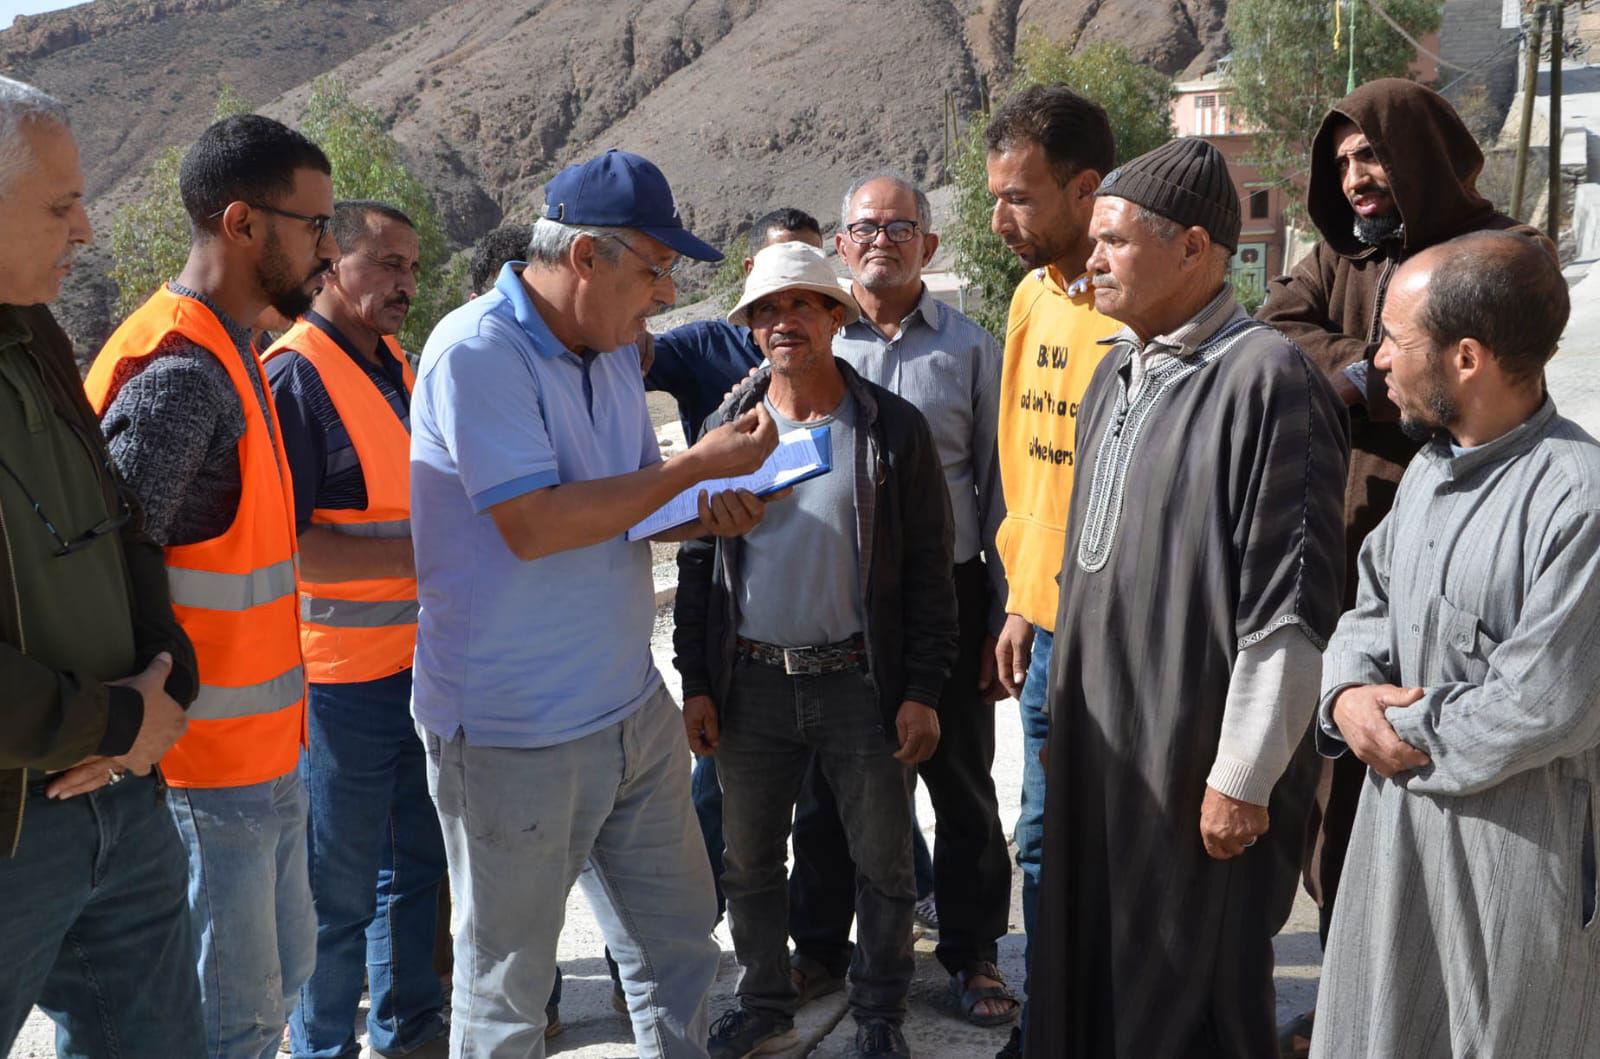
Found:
[3,0,1228,355]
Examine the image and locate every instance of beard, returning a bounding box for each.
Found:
[1352,209,1405,246]
[1396,366,1459,441]
[1014,238,1064,270]
[853,252,916,291]
[259,227,325,320]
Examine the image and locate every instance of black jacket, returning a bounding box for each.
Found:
[672,360,958,728]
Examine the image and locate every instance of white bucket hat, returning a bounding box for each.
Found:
[728,241,861,328]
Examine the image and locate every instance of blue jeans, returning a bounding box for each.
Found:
[169,770,318,1059]
[690,755,727,918]
[1016,626,1052,1012]
[290,671,447,1058]
[717,662,916,1024]
[0,773,203,1058]
[422,683,718,1058]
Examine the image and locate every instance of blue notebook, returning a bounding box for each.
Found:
[626,425,832,540]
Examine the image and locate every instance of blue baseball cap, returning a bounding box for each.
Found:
[540,149,723,262]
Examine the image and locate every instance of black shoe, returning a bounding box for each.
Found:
[606,948,629,1014]
[855,1018,911,1058]
[707,1007,799,1058]
[995,1026,1022,1059]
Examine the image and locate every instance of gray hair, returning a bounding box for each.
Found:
[524,217,632,269]
[839,170,933,233]
[1133,206,1181,243]
[0,76,69,195]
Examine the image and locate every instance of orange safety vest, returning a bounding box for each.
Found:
[262,320,417,684]
[85,288,305,789]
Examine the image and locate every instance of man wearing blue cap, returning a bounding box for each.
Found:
[410,149,781,1058]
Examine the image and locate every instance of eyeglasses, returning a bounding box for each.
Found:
[609,236,683,282]
[0,455,132,557]
[844,220,920,245]
[208,202,332,242]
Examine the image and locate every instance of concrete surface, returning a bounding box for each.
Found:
[1550,265,1600,437]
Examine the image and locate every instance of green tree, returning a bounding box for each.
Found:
[109,77,460,351]
[946,33,1176,335]
[1224,0,1444,216]
[109,86,249,321]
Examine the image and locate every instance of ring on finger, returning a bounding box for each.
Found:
[106,768,126,785]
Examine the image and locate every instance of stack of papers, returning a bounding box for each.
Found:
[626,425,832,540]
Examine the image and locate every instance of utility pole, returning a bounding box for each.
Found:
[1512,3,1546,221]
[1347,0,1359,94]
[1547,0,1564,244]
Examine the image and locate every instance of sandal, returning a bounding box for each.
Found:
[790,950,846,1006]
[949,961,1020,1027]
[1278,1010,1314,1058]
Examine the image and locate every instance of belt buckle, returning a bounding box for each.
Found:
[783,648,821,676]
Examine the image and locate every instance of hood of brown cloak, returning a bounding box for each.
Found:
[1306,78,1500,259]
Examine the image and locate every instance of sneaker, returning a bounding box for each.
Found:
[912,893,940,932]
[855,1018,911,1057]
[707,1007,799,1058]
[995,1026,1022,1059]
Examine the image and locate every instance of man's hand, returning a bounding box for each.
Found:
[695,487,785,538]
[1199,785,1269,860]
[994,614,1035,700]
[1331,684,1430,778]
[683,695,720,756]
[109,652,187,776]
[47,654,186,799]
[893,701,940,765]
[721,365,762,404]
[688,404,778,479]
[46,755,122,800]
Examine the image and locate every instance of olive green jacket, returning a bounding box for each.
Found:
[0,303,196,856]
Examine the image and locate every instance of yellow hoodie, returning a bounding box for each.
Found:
[995,265,1117,628]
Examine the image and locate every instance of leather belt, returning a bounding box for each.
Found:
[737,634,865,676]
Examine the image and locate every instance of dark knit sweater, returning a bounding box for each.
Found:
[100,284,274,548]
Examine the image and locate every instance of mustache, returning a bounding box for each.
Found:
[386,294,411,310]
[55,245,83,270]
[1090,274,1119,289]
[1349,184,1386,198]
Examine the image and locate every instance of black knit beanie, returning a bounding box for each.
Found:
[1094,137,1241,251]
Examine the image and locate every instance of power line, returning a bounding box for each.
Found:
[1438,30,1526,95]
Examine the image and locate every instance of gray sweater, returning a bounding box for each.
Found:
[99,284,273,547]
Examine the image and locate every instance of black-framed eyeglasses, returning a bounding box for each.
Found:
[845,220,920,245]
[0,454,132,557]
[609,236,683,281]
[208,202,332,242]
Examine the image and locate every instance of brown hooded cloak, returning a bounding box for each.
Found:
[1257,78,1543,921]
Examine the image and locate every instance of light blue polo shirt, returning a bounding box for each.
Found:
[410,262,663,747]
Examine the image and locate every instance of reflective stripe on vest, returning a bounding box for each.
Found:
[166,558,298,611]
[85,287,306,789]
[263,322,416,684]
[190,665,307,721]
[329,519,411,539]
[300,596,420,628]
